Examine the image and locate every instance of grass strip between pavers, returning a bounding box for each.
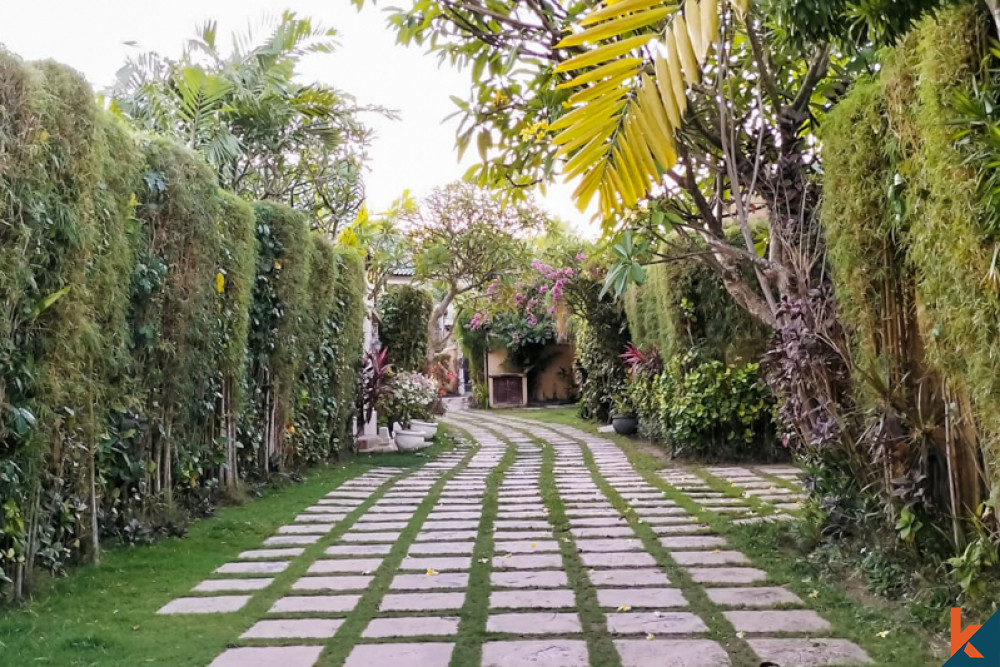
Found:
[316,433,481,666]
[447,421,518,667]
[499,408,939,667]
[0,434,457,666]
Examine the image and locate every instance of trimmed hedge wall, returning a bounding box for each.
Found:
[822,4,999,543]
[624,234,769,362]
[0,53,365,598]
[378,285,433,372]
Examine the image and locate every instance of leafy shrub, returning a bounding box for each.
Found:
[630,350,783,461]
[378,286,433,372]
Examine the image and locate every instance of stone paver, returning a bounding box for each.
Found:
[724,609,831,633]
[269,595,360,613]
[363,616,460,637]
[746,638,872,665]
[216,561,289,575]
[390,572,469,590]
[292,575,374,591]
[686,567,768,584]
[614,639,731,667]
[344,643,454,667]
[596,587,687,609]
[210,646,324,667]
[606,611,708,635]
[487,612,582,634]
[492,570,569,588]
[193,578,273,592]
[490,588,576,609]
[588,569,671,587]
[380,592,466,611]
[158,596,251,614]
[705,586,802,607]
[482,640,589,666]
[241,618,343,638]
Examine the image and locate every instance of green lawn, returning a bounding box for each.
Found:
[0,441,452,666]
[498,406,946,666]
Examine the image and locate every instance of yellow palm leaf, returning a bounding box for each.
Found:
[662,37,688,111]
[550,91,627,132]
[571,163,606,211]
[702,0,720,44]
[555,119,618,155]
[635,99,678,169]
[626,112,659,181]
[651,57,681,127]
[687,0,704,58]
[555,7,673,48]
[551,97,627,146]
[556,58,642,90]
[580,0,677,26]
[672,16,699,83]
[563,132,615,177]
[568,70,642,105]
[555,34,654,72]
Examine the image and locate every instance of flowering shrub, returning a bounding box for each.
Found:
[379,371,439,430]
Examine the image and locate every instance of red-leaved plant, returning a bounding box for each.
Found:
[620,343,663,377]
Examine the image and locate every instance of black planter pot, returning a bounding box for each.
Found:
[611,415,638,435]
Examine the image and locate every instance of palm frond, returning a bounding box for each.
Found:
[552,0,737,219]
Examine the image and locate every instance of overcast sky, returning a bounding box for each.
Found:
[0,0,596,234]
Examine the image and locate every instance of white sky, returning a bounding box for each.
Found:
[0,0,597,235]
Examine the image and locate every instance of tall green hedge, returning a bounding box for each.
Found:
[822,4,999,544]
[624,233,769,362]
[0,53,366,599]
[377,285,433,372]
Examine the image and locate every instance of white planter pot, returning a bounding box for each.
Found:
[410,420,438,439]
[394,430,428,452]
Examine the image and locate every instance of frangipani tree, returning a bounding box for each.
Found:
[405,183,544,365]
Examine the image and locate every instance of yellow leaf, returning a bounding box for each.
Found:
[653,56,682,128]
[215,271,225,294]
[672,15,699,84]
[703,0,720,43]
[556,58,642,90]
[568,69,643,105]
[687,0,704,57]
[646,632,656,640]
[617,604,632,612]
[556,7,673,48]
[38,129,49,142]
[550,91,629,132]
[663,39,688,112]
[580,0,676,26]
[552,116,617,157]
[555,34,654,72]
[562,132,614,177]
[552,99,626,148]
[570,164,606,211]
[426,568,439,576]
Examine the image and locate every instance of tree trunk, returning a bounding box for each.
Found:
[426,289,457,368]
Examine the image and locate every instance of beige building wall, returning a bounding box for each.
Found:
[486,343,577,407]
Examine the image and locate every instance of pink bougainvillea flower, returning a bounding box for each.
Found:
[538,285,548,295]
[576,252,587,261]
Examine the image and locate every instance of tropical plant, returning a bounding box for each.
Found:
[359,347,393,427]
[113,11,379,235]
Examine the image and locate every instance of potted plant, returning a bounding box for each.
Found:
[380,371,440,450]
[611,393,639,435]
